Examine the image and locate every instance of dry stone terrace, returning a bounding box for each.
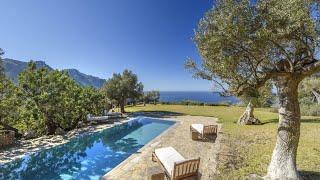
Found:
[104,115,221,180]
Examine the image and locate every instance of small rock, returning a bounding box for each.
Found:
[55,128,66,135]
[0,130,15,146]
[77,121,84,128]
[24,130,37,140]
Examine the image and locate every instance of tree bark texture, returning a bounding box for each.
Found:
[44,112,57,135]
[266,76,301,179]
[311,89,320,104]
[120,100,125,113]
[238,101,261,125]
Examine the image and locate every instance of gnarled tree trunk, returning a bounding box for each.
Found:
[238,101,261,125]
[46,120,57,135]
[311,89,320,104]
[44,112,57,135]
[120,100,125,113]
[266,76,301,179]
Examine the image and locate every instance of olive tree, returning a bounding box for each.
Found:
[102,70,143,113]
[299,76,320,104]
[186,0,320,179]
[238,81,274,107]
[145,90,160,105]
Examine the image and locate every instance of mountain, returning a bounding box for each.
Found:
[2,58,106,88]
[63,69,105,88]
[3,58,53,83]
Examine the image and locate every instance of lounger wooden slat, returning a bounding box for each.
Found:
[173,158,200,179]
[190,124,218,140]
[152,147,200,180]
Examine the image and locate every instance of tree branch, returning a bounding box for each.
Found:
[301,60,320,77]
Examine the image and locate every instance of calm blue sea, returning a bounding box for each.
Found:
[159,91,239,104]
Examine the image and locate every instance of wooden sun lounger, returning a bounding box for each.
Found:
[86,113,123,122]
[152,147,200,180]
[87,115,110,121]
[190,124,218,140]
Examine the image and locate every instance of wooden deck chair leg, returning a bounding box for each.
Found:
[152,152,158,162]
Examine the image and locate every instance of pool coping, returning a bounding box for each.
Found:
[103,116,180,179]
[0,116,179,178]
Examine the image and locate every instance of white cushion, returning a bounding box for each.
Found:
[191,124,204,134]
[87,116,109,121]
[155,147,185,176]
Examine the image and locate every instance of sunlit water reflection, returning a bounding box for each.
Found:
[0,117,175,180]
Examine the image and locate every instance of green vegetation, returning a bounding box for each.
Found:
[0,49,21,135]
[18,62,107,135]
[127,104,320,178]
[143,90,160,105]
[299,76,320,116]
[0,48,145,137]
[238,81,274,108]
[102,69,144,113]
[186,0,320,178]
[2,58,105,88]
[0,54,107,136]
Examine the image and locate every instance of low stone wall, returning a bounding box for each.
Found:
[0,130,15,147]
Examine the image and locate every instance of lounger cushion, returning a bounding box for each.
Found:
[191,124,204,134]
[155,147,185,175]
[87,116,109,121]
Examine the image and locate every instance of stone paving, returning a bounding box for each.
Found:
[104,115,221,180]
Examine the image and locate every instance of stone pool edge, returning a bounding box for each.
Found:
[0,118,133,164]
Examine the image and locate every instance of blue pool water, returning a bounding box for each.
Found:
[0,117,175,180]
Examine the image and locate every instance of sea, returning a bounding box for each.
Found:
[159,91,239,104]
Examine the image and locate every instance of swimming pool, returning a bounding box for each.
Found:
[0,117,175,180]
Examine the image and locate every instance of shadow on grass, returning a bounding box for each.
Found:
[260,118,278,124]
[261,118,320,124]
[129,111,185,118]
[300,171,320,180]
[192,134,217,143]
[301,118,320,123]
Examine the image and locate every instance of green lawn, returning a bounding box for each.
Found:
[126,104,320,178]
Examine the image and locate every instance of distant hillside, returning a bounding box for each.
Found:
[63,69,105,88]
[2,58,105,88]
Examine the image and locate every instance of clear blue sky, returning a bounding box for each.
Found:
[1,0,214,91]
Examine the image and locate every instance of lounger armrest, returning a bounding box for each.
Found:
[203,125,218,135]
[172,158,200,179]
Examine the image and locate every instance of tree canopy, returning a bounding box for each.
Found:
[238,81,274,107]
[187,0,320,96]
[102,69,143,113]
[0,48,4,79]
[299,75,320,104]
[187,0,320,178]
[144,90,160,105]
[18,62,106,135]
[0,49,21,135]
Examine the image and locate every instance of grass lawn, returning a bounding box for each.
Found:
[126,104,320,178]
